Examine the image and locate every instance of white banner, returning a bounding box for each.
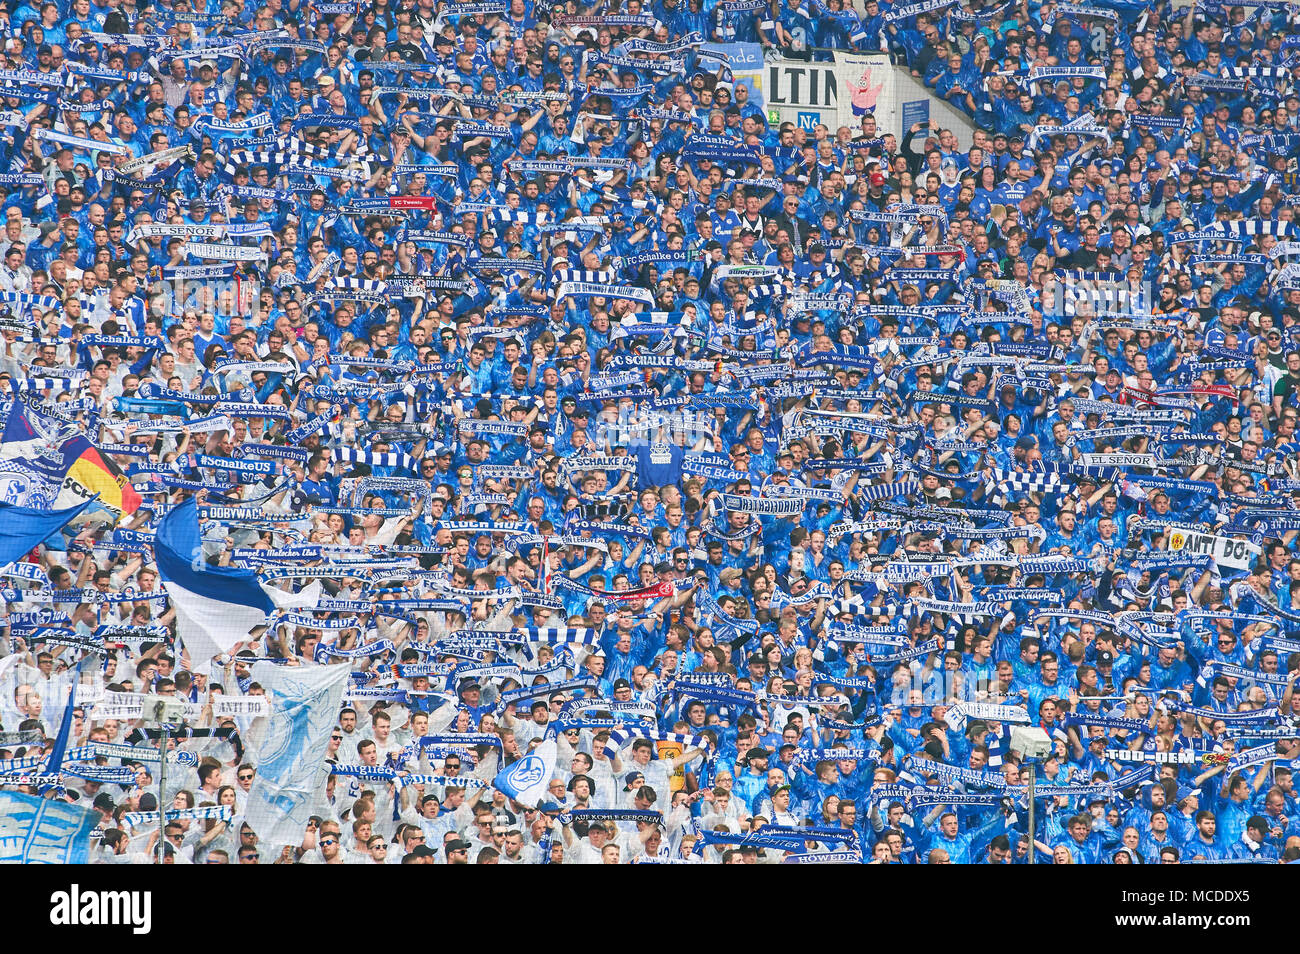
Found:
[88,691,202,721]
[761,52,975,148]
[212,696,272,718]
[1165,526,1261,571]
[244,661,350,845]
[1080,453,1157,468]
[184,241,268,262]
[555,281,654,306]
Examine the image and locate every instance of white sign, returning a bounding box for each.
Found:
[1165,526,1261,571]
[765,60,840,132]
[212,696,272,718]
[762,53,975,148]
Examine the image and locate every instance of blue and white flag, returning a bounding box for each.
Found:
[244,660,351,846]
[40,664,83,794]
[0,498,96,566]
[492,738,557,808]
[0,790,99,863]
[154,498,319,662]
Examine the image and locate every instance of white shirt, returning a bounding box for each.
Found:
[0,264,31,292]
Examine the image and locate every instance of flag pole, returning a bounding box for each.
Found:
[157,723,169,864]
[1027,767,1035,865]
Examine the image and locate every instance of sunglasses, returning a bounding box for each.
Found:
[319,838,338,846]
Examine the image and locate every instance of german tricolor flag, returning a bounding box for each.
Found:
[57,437,142,523]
